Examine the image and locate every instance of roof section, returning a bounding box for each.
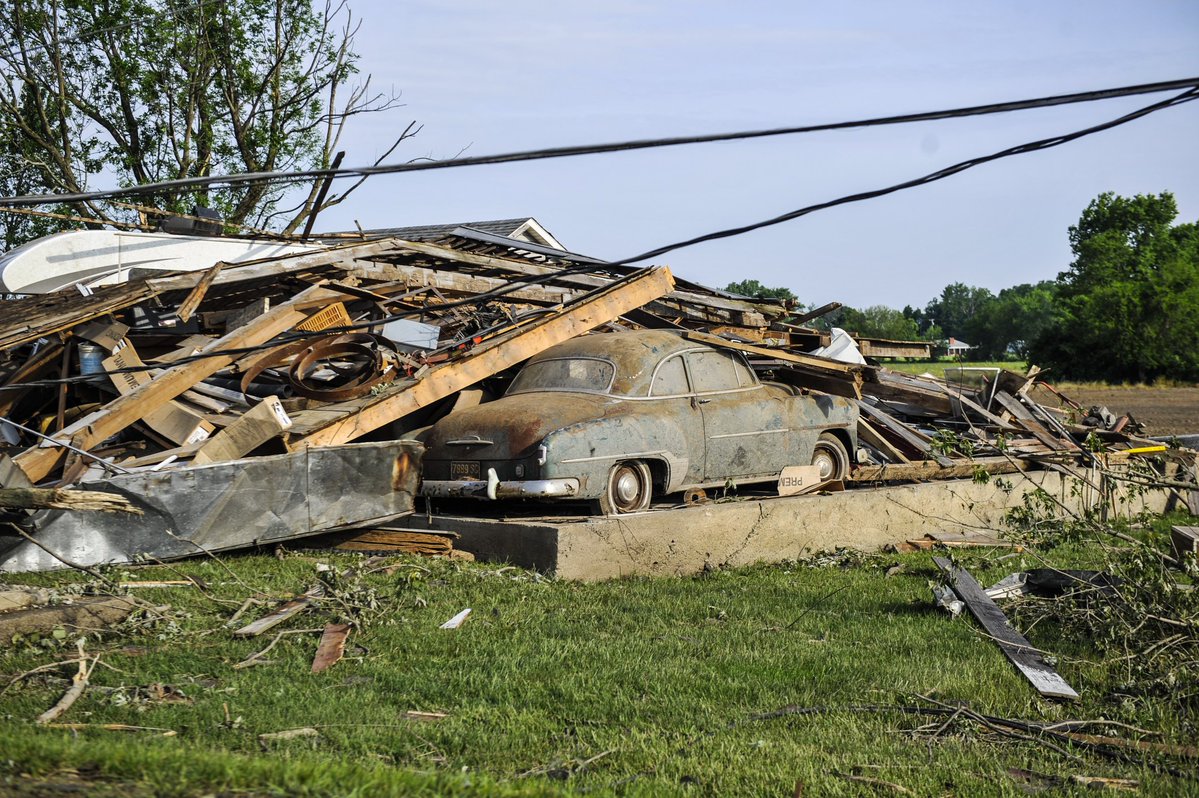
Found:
[328,218,565,251]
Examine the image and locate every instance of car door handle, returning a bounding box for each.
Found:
[696,398,711,405]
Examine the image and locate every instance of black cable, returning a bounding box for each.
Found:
[1,76,1196,208]
[610,86,1199,265]
[2,85,1195,392]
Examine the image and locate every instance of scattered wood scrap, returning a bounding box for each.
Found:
[934,557,1079,700]
[896,531,1023,553]
[310,623,352,673]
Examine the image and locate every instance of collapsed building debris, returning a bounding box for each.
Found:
[0,223,1194,572]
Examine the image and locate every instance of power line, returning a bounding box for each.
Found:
[5,85,1196,392]
[1,76,1196,208]
[611,86,1199,265]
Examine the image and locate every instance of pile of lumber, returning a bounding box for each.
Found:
[0,225,1187,568]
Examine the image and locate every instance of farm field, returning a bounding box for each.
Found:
[883,361,1199,436]
[1040,384,1199,437]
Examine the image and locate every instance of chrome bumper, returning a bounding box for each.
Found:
[422,468,579,500]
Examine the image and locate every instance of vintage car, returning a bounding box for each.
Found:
[419,330,858,514]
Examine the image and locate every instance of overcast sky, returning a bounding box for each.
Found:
[316,1,1199,310]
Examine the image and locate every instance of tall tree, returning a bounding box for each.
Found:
[1028,192,1199,381]
[827,305,920,340]
[923,282,995,342]
[0,0,413,238]
[969,281,1058,359]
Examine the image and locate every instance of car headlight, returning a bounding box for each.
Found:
[514,464,525,478]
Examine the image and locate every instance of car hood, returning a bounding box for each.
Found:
[422,391,620,459]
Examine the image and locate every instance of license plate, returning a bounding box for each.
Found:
[450,461,481,480]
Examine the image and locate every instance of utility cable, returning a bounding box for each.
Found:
[2,85,1196,391]
[0,76,1196,208]
[610,86,1199,265]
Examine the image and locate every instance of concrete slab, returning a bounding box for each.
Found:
[409,468,1177,581]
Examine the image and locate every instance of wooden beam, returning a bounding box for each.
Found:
[850,456,1028,482]
[993,390,1070,451]
[856,417,911,464]
[13,284,340,483]
[287,267,676,448]
[386,238,775,325]
[934,557,1078,700]
[856,401,954,467]
[174,261,224,322]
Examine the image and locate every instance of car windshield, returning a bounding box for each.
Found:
[508,357,616,395]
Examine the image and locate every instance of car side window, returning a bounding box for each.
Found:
[650,354,690,396]
[731,355,757,387]
[687,350,742,393]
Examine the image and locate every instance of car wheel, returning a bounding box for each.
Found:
[597,460,652,515]
[810,433,849,481]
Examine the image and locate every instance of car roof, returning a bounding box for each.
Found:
[525,330,702,395]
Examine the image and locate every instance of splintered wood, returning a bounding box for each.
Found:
[0,225,1182,515]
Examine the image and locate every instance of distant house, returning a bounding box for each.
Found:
[943,337,975,357]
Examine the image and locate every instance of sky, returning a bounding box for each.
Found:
[315,1,1199,310]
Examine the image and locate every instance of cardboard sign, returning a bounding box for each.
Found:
[103,341,214,446]
[777,465,825,497]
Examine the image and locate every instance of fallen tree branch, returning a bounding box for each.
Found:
[36,641,96,724]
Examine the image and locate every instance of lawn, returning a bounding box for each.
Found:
[1,513,1196,796]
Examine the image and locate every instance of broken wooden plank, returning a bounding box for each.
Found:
[175,261,224,322]
[192,395,292,465]
[102,340,215,447]
[310,623,351,673]
[856,417,911,464]
[850,457,1027,482]
[231,585,325,637]
[856,401,954,467]
[308,528,456,555]
[993,390,1071,452]
[13,283,341,482]
[682,330,865,385]
[934,556,1078,700]
[287,267,676,448]
[0,487,141,513]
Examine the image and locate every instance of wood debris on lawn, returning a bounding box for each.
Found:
[934,557,1079,700]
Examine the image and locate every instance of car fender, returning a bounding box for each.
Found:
[539,411,692,498]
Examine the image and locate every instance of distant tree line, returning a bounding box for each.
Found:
[727,191,1199,382]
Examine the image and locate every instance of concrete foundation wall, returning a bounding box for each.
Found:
[410,468,1177,581]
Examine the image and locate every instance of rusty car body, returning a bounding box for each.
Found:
[419,330,858,513]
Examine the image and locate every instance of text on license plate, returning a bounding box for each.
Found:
[450,461,481,480]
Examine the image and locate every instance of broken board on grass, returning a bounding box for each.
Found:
[0,440,421,573]
[934,556,1078,700]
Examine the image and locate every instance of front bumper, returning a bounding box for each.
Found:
[422,468,579,501]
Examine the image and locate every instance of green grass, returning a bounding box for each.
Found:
[881,360,1026,380]
[1,518,1195,796]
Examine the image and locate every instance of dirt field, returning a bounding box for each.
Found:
[1031,383,1199,436]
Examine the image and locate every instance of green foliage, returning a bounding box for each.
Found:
[827,304,921,340]
[923,282,995,341]
[0,0,406,238]
[968,281,1059,359]
[1027,192,1199,382]
[724,279,796,301]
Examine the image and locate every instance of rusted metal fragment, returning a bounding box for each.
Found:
[311,623,351,673]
